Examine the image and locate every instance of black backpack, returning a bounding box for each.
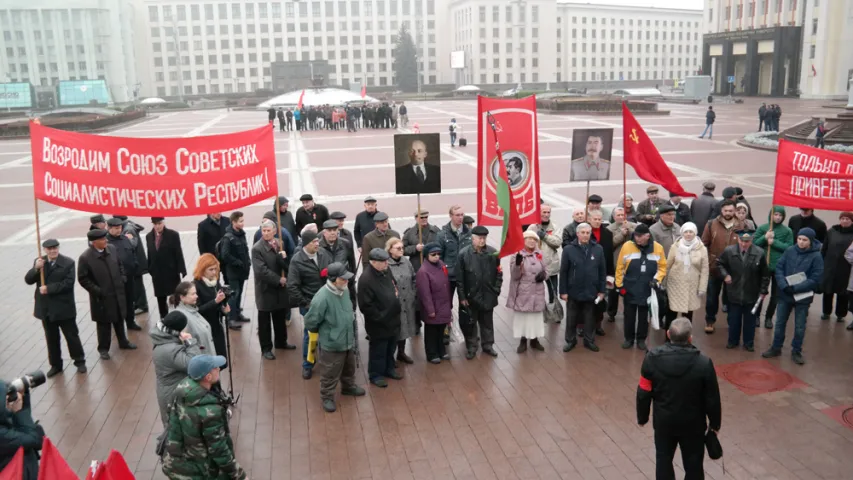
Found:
[215,233,231,263]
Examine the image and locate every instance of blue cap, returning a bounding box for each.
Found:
[425,242,441,254]
[798,227,816,242]
[188,354,227,380]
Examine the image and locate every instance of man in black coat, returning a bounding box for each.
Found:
[78,229,137,360]
[358,248,403,388]
[456,226,502,359]
[354,196,379,248]
[788,207,827,243]
[320,219,357,309]
[330,211,357,275]
[272,196,298,241]
[0,378,45,480]
[589,210,615,337]
[294,194,330,233]
[690,181,717,237]
[287,230,333,380]
[114,215,148,315]
[146,217,187,320]
[106,218,142,331]
[197,213,231,257]
[717,230,770,351]
[252,219,295,360]
[24,238,86,376]
[637,318,721,480]
[219,211,251,324]
[395,139,441,195]
[560,223,607,352]
[402,210,441,273]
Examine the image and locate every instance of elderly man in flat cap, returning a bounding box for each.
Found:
[330,211,358,275]
[295,193,330,233]
[25,238,86,376]
[288,229,334,379]
[320,219,357,307]
[636,185,664,226]
[456,225,503,359]
[358,248,403,388]
[78,229,137,359]
[354,196,380,249]
[106,217,142,331]
[361,211,400,267]
[146,217,187,320]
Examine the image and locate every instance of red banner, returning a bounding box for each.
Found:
[477,96,540,226]
[773,139,853,211]
[30,122,277,217]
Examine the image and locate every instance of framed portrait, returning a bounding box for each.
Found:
[569,128,614,182]
[394,133,442,195]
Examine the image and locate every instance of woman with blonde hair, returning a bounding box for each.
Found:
[386,237,417,363]
[191,253,231,363]
[508,230,548,352]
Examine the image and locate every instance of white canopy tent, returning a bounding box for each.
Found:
[258,88,378,108]
[455,85,481,92]
[140,97,166,104]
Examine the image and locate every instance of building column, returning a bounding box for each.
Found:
[745,40,759,96]
[702,43,712,80]
[719,41,734,95]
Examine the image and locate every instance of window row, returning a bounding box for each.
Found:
[566,43,699,55]
[6,60,106,73]
[570,29,700,42]
[475,4,541,23]
[149,19,435,38]
[152,36,435,52]
[148,1,436,22]
[568,17,699,28]
[150,47,430,67]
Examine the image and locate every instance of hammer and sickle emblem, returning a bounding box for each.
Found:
[629,129,639,144]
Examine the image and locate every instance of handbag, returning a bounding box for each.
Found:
[544,278,564,324]
[705,429,723,459]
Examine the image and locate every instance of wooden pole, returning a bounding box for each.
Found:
[33,197,45,285]
[766,206,772,264]
[622,157,627,216]
[584,180,591,220]
[417,193,423,265]
[274,196,285,279]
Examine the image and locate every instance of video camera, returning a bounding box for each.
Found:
[6,371,46,403]
[220,285,234,301]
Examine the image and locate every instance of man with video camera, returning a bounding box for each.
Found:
[0,374,46,479]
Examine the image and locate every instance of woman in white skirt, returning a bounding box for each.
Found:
[508,230,548,353]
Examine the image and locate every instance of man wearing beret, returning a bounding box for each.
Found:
[361,211,400,268]
[330,211,358,274]
[403,210,440,273]
[358,248,403,387]
[320,219,357,308]
[295,194,330,233]
[354,196,379,249]
[288,229,334,379]
[25,239,86,376]
[146,217,187,320]
[106,217,143,331]
[78,229,137,359]
[456,225,503,359]
[691,182,717,237]
[717,230,770,352]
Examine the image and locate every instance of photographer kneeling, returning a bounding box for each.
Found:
[0,376,47,479]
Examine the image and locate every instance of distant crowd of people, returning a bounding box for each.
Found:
[266,102,409,133]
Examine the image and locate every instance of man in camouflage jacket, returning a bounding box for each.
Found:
[162,355,246,480]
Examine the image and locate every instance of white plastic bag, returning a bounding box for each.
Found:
[648,291,660,330]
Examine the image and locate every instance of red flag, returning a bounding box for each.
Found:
[622,102,695,197]
[83,462,98,480]
[297,89,305,109]
[360,85,366,98]
[100,451,134,480]
[493,140,526,258]
[38,438,79,480]
[0,448,23,480]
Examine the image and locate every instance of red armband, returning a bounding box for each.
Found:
[638,375,652,392]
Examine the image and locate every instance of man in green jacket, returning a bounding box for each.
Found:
[753,206,794,329]
[304,262,367,413]
[162,355,246,480]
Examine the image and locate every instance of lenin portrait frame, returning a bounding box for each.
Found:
[394,133,442,195]
[569,128,614,182]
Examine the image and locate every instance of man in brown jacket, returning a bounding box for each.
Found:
[701,200,744,333]
[361,212,400,267]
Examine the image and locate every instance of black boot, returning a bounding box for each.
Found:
[396,340,414,364]
[516,337,528,353]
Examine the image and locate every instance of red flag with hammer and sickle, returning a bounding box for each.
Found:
[622,102,695,198]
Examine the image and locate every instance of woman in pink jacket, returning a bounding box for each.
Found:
[508,230,548,352]
[415,243,453,363]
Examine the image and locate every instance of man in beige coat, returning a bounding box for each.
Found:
[361,212,400,267]
[607,207,636,321]
[527,204,561,311]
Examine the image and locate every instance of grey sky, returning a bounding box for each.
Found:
[563,0,704,10]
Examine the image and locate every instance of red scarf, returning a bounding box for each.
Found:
[592,227,601,242]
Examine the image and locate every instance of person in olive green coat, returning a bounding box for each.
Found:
[753,206,794,328]
[303,263,366,413]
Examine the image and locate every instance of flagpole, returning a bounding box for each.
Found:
[584,180,591,220]
[417,193,423,265]
[274,195,285,281]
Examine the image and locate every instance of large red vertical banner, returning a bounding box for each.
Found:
[476,96,541,226]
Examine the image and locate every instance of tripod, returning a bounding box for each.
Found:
[219,308,240,405]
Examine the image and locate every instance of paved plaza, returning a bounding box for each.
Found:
[0,98,852,479]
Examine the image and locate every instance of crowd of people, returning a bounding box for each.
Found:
[266,101,409,133]
[19,180,853,478]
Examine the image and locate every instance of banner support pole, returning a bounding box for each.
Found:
[33,197,45,285]
[274,195,285,280]
[417,193,423,265]
[584,180,591,220]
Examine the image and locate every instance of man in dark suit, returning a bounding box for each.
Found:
[25,238,86,376]
[197,213,231,256]
[395,139,441,194]
[146,217,187,319]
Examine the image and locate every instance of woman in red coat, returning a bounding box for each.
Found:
[416,243,452,363]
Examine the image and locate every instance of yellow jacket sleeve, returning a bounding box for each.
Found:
[306,331,319,364]
[655,242,667,282]
[615,243,628,288]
